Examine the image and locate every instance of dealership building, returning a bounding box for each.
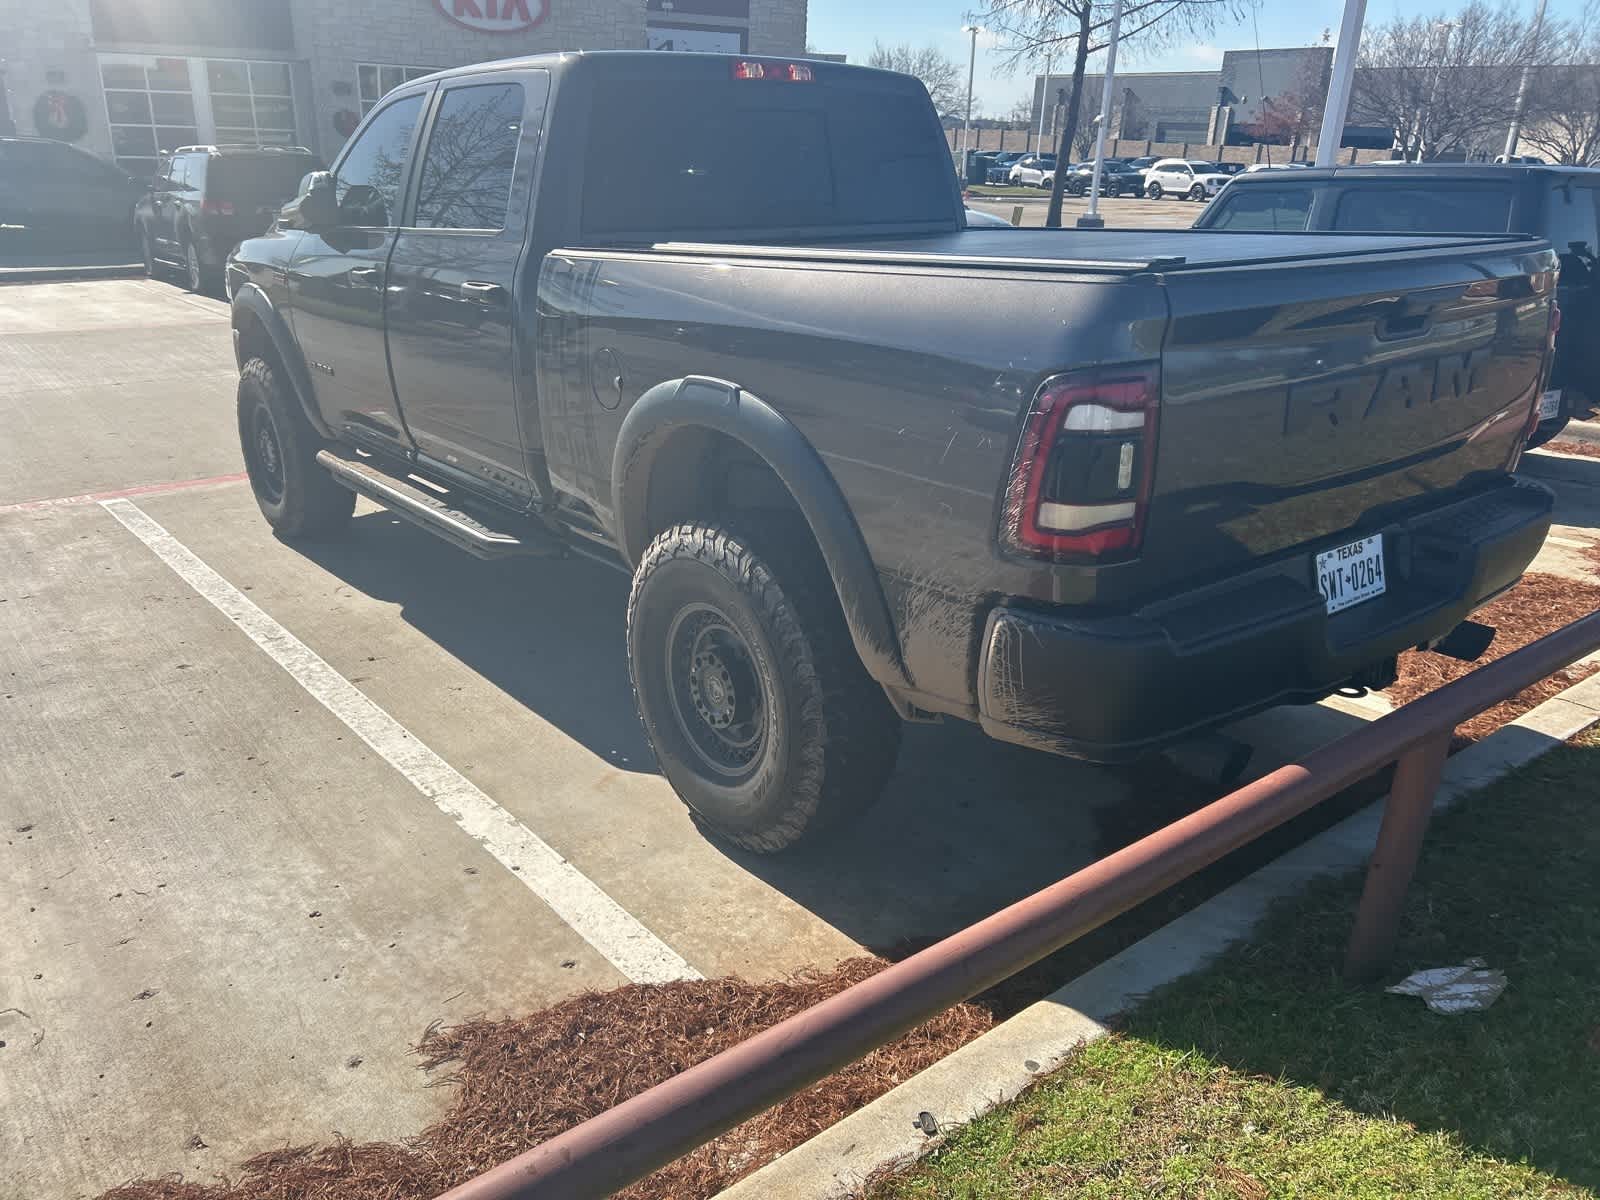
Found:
[0,0,808,175]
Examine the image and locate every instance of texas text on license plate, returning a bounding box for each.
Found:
[1316,535,1386,615]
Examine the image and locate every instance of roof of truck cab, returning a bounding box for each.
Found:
[1222,163,1600,184]
[404,50,911,87]
[641,228,1544,275]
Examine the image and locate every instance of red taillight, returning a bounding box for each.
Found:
[202,198,234,216]
[731,60,813,81]
[1003,366,1160,562]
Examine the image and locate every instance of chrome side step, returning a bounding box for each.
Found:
[316,450,564,561]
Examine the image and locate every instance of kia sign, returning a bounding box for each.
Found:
[436,0,548,33]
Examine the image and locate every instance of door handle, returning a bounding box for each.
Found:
[460,280,507,302]
[348,265,383,286]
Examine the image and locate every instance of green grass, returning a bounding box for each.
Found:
[870,731,1600,1199]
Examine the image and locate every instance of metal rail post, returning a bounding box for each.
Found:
[1343,732,1451,982]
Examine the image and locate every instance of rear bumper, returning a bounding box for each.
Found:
[976,479,1554,762]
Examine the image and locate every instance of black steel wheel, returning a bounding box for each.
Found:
[627,519,901,853]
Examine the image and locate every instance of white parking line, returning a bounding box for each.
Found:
[100,497,702,985]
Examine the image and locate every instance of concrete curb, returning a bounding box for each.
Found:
[0,263,143,285]
[1519,449,1600,486]
[1558,417,1600,446]
[714,669,1600,1200]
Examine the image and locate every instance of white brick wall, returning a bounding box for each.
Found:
[1,0,811,164]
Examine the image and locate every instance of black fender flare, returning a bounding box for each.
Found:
[612,376,912,692]
[230,282,335,440]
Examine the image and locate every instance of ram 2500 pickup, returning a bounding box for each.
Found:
[227,51,1557,852]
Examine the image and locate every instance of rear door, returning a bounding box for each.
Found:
[286,89,428,454]
[384,70,547,504]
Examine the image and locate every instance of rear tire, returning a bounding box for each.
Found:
[237,357,355,539]
[627,519,901,853]
[183,238,203,293]
[1146,181,1164,200]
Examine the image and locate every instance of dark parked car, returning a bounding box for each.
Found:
[0,136,144,259]
[1194,163,1600,446]
[1063,158,1147,197]
[136,144,322,291]
[986,151,1026,184]
[228,52,1554,853]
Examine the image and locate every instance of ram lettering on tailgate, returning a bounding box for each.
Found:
[1283,347,1492,435]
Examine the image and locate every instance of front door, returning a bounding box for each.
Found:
[384,71,548,505]
[285,90,428,454]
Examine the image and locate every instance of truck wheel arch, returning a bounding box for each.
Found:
[612,376,913,694]
[230,283,335,441]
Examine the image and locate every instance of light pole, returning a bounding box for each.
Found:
[961,24,981,161]
[1035,48,1055,154]
[1316,0,1368,167]
[1077,0,1125,229]
[1503,0,1549,159]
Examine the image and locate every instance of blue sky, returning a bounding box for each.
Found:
[807,0,1589,114]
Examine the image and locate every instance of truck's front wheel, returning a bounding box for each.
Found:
[627,520,901,853]
[237,357,355,539]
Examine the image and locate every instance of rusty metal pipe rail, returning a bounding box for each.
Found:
[438,610,1600,1200]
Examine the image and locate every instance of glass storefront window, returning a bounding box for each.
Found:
[100,57,199,177]
[357,64,440,115]
[205,59,299,147]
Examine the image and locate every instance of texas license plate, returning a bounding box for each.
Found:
[1316,536,1386,614]
[1540,389,1563,420]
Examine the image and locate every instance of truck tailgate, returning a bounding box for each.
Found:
[1145,240,1555,586]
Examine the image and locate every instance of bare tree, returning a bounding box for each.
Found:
[1351,2,1544,160]
[1008,92,1036,126]
[1521,6,1600,165]
[971,0,1241,225]
[1250,54,1329,148]
[867,41,965,115]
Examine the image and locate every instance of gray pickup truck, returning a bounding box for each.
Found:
[227,52,1557,852]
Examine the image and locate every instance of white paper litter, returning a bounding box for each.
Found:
[1385,957,1507,1014]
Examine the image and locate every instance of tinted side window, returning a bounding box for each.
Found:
[413,82,523,230]
[187,154,208,193]
[335,93,424,227]
[1545,183,1600,253]
[1207,188,1313,231]
[168,155,189,189]
[1332,185,1514,233]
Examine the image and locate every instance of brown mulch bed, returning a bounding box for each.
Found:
[97,959,991,1200]
[1543,438,1600,459]
[1388,571,1600,743]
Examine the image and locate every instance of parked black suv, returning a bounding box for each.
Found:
[1195,163,1600,446]
[0,136,145,260]
[1063,158,1148,197]
[136,145,322,291]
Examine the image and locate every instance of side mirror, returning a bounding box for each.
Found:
[280,170,336,231]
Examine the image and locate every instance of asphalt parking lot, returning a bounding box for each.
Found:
[3,277,1597,1198]
[964,192,1206,229]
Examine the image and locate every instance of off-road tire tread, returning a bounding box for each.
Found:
[627,519,900,853]
[238,357,354,539]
